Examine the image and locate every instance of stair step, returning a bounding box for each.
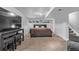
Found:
[69,27,78,36]
[69,33,76,36]
[69,28,71,30]
[69,31,74,33]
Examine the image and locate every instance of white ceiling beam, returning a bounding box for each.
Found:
[45,7,55,18]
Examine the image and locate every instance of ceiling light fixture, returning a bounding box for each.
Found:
[58,9,62,11]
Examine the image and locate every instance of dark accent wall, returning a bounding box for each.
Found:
[0,13,21,31]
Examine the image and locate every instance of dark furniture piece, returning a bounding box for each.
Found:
[68,35,79,51]
[30,24,52,37]
[0,8,24,51]
[30,28,52,37]
[0,28,24,51]
[68,40,79,51]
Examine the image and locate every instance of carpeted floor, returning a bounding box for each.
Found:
[16,34,67,51]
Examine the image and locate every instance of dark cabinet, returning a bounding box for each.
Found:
[0,29,24,51]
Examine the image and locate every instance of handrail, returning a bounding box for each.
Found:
[69,24,79,36]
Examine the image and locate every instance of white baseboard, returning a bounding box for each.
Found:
[56,34,69,41]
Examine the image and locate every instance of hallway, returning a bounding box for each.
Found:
[16,34,66,51]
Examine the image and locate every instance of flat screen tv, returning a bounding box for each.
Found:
[0,12,21,32]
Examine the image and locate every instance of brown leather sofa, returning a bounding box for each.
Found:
[30,29,52,37]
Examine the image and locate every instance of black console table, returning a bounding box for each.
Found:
[0,28,24,51]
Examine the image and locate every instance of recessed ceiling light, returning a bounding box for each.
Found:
[58,9,62,11]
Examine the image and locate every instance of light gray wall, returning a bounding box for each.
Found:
[55,23,68,40]
[55,15,68,41]
[69,11,79,35]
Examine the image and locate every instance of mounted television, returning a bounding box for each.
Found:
[0,11,21,31]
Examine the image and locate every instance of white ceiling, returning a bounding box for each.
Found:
[15,7,53,18]
[15,7,79,23]
[47,7,79,18]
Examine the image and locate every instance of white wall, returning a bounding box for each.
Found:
[55,23,68,41]
[54,14,69,41]
[49,10,69,41]
[69,11,79,35]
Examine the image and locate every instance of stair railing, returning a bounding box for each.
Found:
[69,24,79,36]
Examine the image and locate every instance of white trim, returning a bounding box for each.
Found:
[56,34,69,41]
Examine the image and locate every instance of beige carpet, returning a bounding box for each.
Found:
[16,34,67,51]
